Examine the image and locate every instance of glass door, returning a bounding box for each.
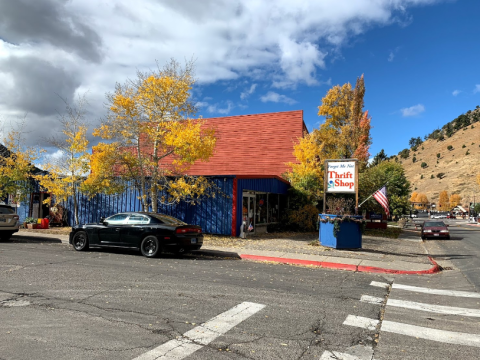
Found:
[242,193,256,235]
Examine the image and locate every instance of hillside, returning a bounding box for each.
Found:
[397,114,480,206]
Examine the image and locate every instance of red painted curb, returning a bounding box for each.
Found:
[239,254,442,275]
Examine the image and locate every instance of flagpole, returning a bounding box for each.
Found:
[358,181,390,208]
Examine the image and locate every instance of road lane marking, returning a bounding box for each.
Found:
[360,295,384,305]
[345,315,480,347]
[370,281,480,298]
[343,315,379,331]
[319,350,372,360]
[370,281,389,289]
[361,295,480,317]
[133,301,265,360]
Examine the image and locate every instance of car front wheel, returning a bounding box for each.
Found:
[72,231,89,251]
[140,235,160,258]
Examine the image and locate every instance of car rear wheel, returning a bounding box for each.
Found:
[140,235,160,258]
[72,231,89,251]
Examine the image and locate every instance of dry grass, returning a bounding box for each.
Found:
[399,124,480,204]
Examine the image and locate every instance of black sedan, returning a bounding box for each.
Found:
[69,212,203,257]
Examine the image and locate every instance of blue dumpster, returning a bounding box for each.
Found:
[319,214,363,249]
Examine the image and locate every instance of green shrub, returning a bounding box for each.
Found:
[430,174,434,179]
[436,153,440,158]
[462,144,466,148]
[412,156,416,163]
[421,162,427,168]
[466,150,470,155]
[447,145,453,151]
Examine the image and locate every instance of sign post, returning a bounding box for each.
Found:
[323,159,359,213]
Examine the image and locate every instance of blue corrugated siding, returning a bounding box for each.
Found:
[235,178,289,236]
[58,177,234,235]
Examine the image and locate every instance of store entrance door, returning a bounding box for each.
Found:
[242,193,255,235]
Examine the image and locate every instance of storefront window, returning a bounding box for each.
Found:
[268,194,279,223]
[256,194,268,224]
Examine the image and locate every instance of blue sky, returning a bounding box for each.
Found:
[0,0,479,161]
[195,0,480,158]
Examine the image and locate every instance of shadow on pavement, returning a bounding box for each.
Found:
[78,246,241,261]
[5,236,63,244]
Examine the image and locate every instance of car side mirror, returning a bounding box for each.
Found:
[100,217,105,223]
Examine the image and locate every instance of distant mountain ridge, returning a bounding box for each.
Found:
[394,106,480,206]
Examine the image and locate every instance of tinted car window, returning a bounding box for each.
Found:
[0,206,15,214]
[105,214,129,224]
[127,215,150,224]
[424,222,445,227]
[148,213,186,225]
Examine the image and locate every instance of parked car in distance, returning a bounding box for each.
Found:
[0,205,20,241]
[69,212,203,257]
[421,221,450,240]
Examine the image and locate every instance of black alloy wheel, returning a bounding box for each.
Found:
[140,235,160,258]
[72,231,89,251]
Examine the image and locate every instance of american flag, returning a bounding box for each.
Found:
[373,186,390,217]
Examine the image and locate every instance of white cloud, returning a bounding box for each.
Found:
[452,89,461,96]
[240,84,257,100]
[388,51,395,62]
[388,46,401,62]
[260,91,296,105]
[207,101,234,115]
[401,104,425,117]
[0,0,443,149]
[474,84,480,94]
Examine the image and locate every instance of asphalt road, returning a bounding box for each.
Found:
[0,237,388,360]
[431,221,480,291]
[1,230,480,360]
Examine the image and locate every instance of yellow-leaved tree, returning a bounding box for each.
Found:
[285,75,371,204]
[414,193,429,210]
[449,194,462,207]
[35,96,90,225]
[438,190,450,210]
[0,118,43,206]
[86,59,217,211]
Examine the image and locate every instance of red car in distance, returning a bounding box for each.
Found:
[421,221,450,240]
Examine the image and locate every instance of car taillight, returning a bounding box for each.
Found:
[175,228,202,234]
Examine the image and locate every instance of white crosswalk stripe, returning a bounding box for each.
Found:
[361,294,480,317]
[345,315,480,348]
[343,281,480,353]
[133,302,265,360]
[370,281,480,298]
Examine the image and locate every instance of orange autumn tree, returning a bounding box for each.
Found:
[85,59,217,212]
[438,190,450,210]
[449,194,462,207]
[414,193,429,210]
[410,191,418,203]
[285,75,372,203]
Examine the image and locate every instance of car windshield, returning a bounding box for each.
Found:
[148,213,186,225]
[0,206,15,214]
[424,222,445,227]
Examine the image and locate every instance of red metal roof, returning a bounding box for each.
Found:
[186,110,306,177]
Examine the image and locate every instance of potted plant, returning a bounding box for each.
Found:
[25,218,39,229]
[319,198,365,249]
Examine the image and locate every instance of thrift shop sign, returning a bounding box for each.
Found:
[326,161,356,193]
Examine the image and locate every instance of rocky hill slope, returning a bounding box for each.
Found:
[396,109,480,205]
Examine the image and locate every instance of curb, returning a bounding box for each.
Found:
[239,254,442,275]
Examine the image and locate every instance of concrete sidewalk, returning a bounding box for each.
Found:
[11,227,440,274]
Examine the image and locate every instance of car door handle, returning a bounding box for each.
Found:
[115,228,121,232]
